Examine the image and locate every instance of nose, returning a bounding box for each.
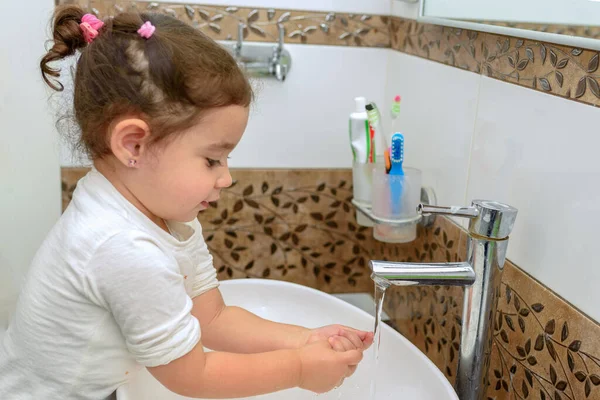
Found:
[216,168,233,189]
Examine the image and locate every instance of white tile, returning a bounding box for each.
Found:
[383,51,480,208]
[467,76,600,322]
[160,0,392,15]
[391,0,420,19]
[213,45,389,168]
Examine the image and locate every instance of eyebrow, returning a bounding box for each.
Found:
[206,141,237,151]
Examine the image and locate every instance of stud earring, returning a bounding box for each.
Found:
[128,159,137,167]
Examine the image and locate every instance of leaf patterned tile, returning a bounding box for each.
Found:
[198,169,374,292]
[63,0,391,48]
[390,16,600,108]
[477,21,600,41]
[390,18,481,73]
[58,2,599,107]
[381,217,468,382]
[61,167,88,212]
[479,35,600,106]
[486,262,600,400]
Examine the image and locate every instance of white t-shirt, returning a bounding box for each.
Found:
[0,168,219,399]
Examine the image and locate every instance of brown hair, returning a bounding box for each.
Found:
[41,5,253,159]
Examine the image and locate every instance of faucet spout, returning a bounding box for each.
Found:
[370,261,476,287]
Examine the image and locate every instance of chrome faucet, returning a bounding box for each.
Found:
[370,200,518,400]
[230,22,291,82]
[269,24,289,81]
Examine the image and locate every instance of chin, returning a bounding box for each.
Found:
[169,212,200,223]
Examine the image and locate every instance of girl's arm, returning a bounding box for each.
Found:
[147,335,363,398]
[193,288,372,353]
[191,288,309,352]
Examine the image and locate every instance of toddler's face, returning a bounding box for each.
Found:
[137,105,249,222]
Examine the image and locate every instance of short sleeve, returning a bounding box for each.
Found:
[84,231,200,367]
[189,220,219,299]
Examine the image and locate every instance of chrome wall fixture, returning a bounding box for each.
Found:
[222,22,292,81]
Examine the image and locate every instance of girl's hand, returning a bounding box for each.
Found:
[296,339,363,393]
[303,325,374,351]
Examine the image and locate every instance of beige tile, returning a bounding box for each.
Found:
[486,261,600,400]
[61,167,90,212]
[199,169,374,292]
[66,0,390,48]
[477,21,600,41]
[479,34,600,107]
[381,217,467,382]
[390,17,480,73]
[389,16,600,108]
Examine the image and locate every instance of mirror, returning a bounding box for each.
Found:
[418,0,600,50]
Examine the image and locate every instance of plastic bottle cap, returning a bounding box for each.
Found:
[354,97,367,113]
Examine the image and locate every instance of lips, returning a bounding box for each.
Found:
[199,195,220,210]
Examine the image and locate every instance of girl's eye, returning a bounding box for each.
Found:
[207,158,222,167]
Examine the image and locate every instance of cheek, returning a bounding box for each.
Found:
[146,151,216,204]
[167,167,216,200]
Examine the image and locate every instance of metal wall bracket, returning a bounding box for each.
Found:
[351,187,437,228]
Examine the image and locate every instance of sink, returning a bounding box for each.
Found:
[116,279,458,400]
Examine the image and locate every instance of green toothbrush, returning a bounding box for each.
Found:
[390,95,401,134]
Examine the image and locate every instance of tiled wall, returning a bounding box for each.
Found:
[80,1,391,47]
[61,168,600,399]
[58,1,391,168]
[389,18,600,108]
[384,48,600,324]
[65,1,600,108]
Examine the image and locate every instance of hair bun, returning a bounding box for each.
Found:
[40,5,90,91]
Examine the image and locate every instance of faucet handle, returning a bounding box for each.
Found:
[234,22,245,59]
[419,200,518,240]
[273,23,285,57]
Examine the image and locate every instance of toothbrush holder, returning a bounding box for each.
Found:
[352,161,374,227]
[371,163,422,243]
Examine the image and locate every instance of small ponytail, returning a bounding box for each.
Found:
[40,5,90,91]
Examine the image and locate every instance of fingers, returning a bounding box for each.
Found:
[329,335,357,351]
[337,325,367,338]
[328,336,346,352]
[337,325,374,346]
[338,329,364,349]
[342,349,363,365]
[362,332,374,349]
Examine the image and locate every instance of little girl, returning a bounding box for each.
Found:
[0,6,373,400]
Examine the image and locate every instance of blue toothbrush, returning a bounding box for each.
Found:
[389,133,405,214]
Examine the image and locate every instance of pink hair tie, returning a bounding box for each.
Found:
[80,14,104,44]
[137,21,156,39]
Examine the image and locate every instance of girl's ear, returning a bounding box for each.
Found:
[109,118,151,167]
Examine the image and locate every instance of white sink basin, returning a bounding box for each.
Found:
[117,279,458,400]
